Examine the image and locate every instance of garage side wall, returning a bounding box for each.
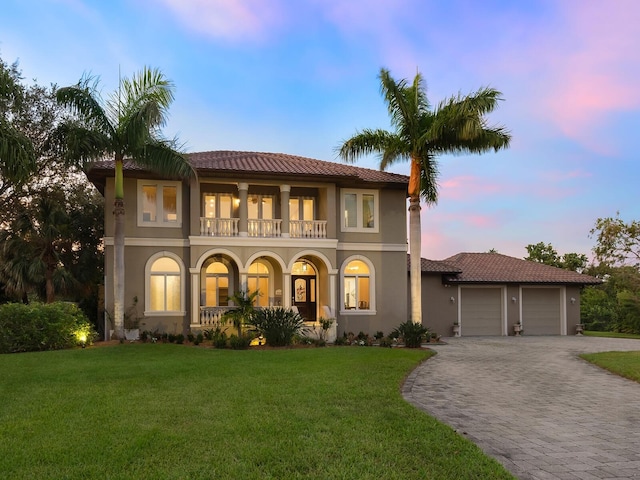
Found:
[419,275,457,337]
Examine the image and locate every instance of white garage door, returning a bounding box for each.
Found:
[522,288,561,335]
[461,287,502,335]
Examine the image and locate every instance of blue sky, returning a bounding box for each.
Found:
[2,0,639,261]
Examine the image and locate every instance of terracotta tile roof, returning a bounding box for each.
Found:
[409,255,462,274]
[87,150,409,186]
[190,151,409,184]
[441,252,601,285]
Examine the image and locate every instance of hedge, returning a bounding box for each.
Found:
[0,302,96,354]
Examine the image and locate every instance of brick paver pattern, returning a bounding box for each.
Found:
[402,337,640,480]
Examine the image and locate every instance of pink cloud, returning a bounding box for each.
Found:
[512,1,640,152]
[158,0,285,42]
[439,175,506,201]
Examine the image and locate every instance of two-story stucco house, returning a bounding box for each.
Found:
[88,150,411,339]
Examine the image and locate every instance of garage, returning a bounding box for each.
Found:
[521,287,562,335]
[460,287,503,336]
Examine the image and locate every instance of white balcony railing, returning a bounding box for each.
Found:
[200,217,239,236]
[290,220,327,239]
[248,219,282,238]
[199,217,327,239]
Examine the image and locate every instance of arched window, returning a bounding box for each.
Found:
[248,260,270,307]
[149,256,181,312]
[342,259,373,311]
[205,261,229,307]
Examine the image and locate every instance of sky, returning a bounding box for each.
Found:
[2,0,639,261]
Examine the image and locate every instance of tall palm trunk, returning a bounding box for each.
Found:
[408,158,422,324]
[112,158,125,339]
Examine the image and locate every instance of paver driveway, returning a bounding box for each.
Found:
[402,336,640,480]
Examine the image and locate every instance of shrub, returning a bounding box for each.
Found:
[249,307,305,347]
[228,334,252,350]
[378,336,394,348]
[0,302,96,353]
[392,320,428,348]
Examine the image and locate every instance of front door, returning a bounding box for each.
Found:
[292,275,316,322]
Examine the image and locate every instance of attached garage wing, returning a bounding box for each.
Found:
[460,287,503,336]
[521,287,562,335]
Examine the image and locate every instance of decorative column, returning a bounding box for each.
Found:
[283,273,291,308]
[238,182,248,237]
[190,268,200,327]
[280,184,290,238]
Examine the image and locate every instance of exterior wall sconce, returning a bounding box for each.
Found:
[570,297,576,304]
[450,296,455,303]
[511,297,517,303]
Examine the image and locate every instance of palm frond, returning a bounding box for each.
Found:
[337,128,402,163]
[0,119,36,183]
[56,75,115,137]
[133,139,195,179]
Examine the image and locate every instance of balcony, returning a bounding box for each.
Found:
[199,217,328,239]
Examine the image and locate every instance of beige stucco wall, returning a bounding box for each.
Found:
[101,172,410,337]
[417,278,585,337]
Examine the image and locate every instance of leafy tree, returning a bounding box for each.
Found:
[338,68,510,323]
[590,214,640,268]
[0,60,35,187]
[56,67,195,339]
[525,242,588,272]
[0,56,103,320]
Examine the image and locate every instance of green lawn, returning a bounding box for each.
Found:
[580,350,640,383]
[584,331,640,339]
[0,344,514,479]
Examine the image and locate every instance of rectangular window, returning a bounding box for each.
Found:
[344,193,357,228]
[163,186,177,222]
[341,189,379,232]
[248,195,273,219]
[142,186,157,222]
[204,194,234,218]
[138,181,182,227]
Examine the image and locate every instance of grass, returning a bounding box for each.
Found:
[584,330,640,339]
[0,344,514,479]
[580,350,640,383]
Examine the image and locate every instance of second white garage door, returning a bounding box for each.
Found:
[460,287,503,335]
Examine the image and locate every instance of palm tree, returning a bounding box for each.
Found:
[338,68,510,324]
[56,67,195,339]
[223,290,260,337]
[0,189,72,303]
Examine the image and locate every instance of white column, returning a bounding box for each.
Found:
[238,182,248,237]
[190,268,200,327]
[280,184,290,238]
[283,273,291,308]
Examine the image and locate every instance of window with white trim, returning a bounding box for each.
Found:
[341,189,378,232]
[148,256,182,313]
[247,259,270,307]
[138,180,182,227]
[341,258,374,312]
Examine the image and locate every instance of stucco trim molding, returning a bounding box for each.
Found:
[103,237,190,248]
[337,242,407,252]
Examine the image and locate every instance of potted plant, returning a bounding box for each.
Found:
[513,322,523,336]
[452,322,461,337]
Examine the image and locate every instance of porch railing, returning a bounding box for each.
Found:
[200,217,239,236]
[199,306,233,326]
[248,219,282,237]
[290,220,327,239]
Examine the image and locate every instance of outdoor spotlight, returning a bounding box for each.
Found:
[570,297,576,304]
[511,297,517,303]
[450,296,455,303]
